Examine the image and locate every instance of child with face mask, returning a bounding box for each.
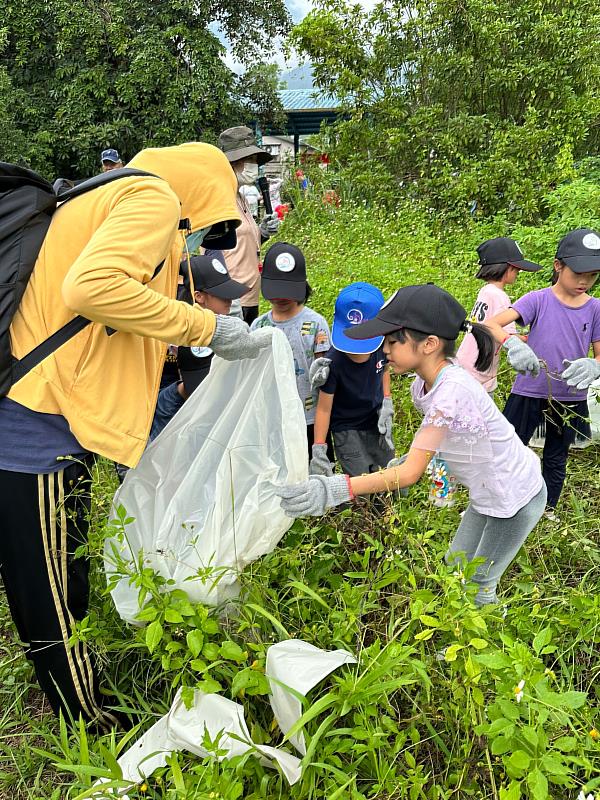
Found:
[218,127,281,325]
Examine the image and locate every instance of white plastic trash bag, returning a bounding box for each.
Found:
[105,329,307,624]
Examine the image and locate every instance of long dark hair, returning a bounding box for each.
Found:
[396,322,495,373]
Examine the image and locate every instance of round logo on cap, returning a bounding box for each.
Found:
[275,252,296,272]
[582,233,600,251]
[212,258,227,274]
[347,308,364,325]
[191,346,213,358]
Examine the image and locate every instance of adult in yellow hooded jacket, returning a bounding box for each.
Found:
[0,142,273,729]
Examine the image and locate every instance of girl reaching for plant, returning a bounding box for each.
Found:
[484,228,600,520]
[275,284,546,607]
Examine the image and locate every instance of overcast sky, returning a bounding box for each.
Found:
[220,0,379,73]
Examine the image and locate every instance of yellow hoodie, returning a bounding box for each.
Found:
[8,143,240,467]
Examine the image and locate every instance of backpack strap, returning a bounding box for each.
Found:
[10,171,173,387]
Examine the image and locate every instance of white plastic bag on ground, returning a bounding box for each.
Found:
[105,329,307,624]
[266,639,358,755]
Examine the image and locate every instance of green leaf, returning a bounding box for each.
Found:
[533,627,552,654]
[444,644,464,662]
[418,615,440,627]
[506,750,530,772]
[414,629,435,641]
[220,640,247,663]
[202,642,220,661]
[527,768,548,800]
[135,605,158,623]
[553,736,576,753]
[556,691,587,709]
[145,620,163,654]
[190,659,207,672]
[491,736,513,755]
[499,781,521,800]
[196,677,222,694]
[231,668,271,697]
[469,638,488,650]
[475,651,512,669]
[186,629,204,658]
[165,608,184,624]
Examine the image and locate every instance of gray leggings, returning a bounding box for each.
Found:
[445,484,547,606]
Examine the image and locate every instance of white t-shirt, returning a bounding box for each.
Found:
[456,283,516,392]
[410,365,543,517]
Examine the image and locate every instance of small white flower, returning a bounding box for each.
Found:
[513,680,525,703]
[575,791,594,800]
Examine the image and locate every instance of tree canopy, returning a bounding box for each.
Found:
[291,0,600,218]
[1,0,289,178]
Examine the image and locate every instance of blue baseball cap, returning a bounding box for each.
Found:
[100,148,120,163]
[332,282,385,354]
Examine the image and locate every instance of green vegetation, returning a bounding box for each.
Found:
[2,176,600,798]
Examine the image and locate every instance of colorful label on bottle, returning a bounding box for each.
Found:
[428,457,456,507]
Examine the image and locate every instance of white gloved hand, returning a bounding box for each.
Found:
[209,315,273,361]
[561,358,600,390]
[309,357,332,390]
[502,336,541,377]
[274,475,352,518]
[310,443,334,476]
[259,213,281,239]
[378,396,394,450]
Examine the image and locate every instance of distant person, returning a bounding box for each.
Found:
[251,242,333,459]
[100,148,124,172]
[218,126,281,325]
[456,238,542,397]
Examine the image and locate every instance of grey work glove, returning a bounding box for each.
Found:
[310,443,334,476]
[209,315,273,361]
[386,454,409,497]
[502,336,541,377]
[377,396,394,450]
[309,357,332,390]
[561,357,600,390]
[259,213,281,239]
[274,474,352,518]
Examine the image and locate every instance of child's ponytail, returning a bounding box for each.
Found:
[461,320,495,372]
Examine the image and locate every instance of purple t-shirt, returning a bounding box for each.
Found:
[511,288,600,401]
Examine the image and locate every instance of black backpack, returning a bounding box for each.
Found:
[0,163,161,397]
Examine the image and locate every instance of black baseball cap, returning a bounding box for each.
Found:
[261,242,307,302]
[556,228,600,273]
[477,238,542,272]
[184,254,249,300]
[177,345,213,396]
[344,284,467,342]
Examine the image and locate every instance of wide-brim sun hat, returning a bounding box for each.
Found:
[218,126,273,166]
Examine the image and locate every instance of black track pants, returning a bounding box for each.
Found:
[0,460,120,728]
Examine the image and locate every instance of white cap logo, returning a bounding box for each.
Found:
[582,233,600,251]
[191,346,213,358]
[347,308,364,325]
[212,258,227,274]
[275,252,296,272]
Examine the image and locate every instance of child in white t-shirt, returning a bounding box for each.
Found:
[275,284,546,606]
[457,238,542,395]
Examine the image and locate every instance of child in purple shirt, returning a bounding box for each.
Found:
[486,228,600,516]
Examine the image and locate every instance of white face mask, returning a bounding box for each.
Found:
[236,162,259,186]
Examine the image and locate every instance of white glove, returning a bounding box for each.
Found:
[209,315,273,361]
[259,214,280,239]
[274,475,352,518]
[310,443,334,476]
[378,396,394,450]
[309,357,332,390]
[561,358,600,390]
[502,336,541,377]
